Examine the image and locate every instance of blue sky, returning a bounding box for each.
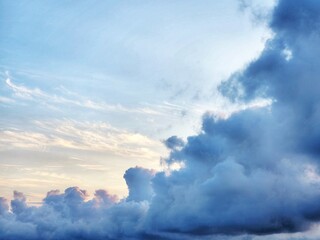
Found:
[0,0,272,202]
[7,1,320,240]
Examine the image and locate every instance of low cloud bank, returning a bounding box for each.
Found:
[2,0,320,239]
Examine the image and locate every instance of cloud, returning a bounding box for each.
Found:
[143,0,320,236]
[0,96,15,103]
[124,167,155,202]
[0,198,9,215]
[1,0,320,239]
[4,76,167,116]
[0,178,149,240]
[0,120,164,160]
[5,78,48,100]
[11,191,28,215]
[163,136,185,150]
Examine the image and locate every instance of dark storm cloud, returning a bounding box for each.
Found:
[1,0,320,239]
[146,0,320,235]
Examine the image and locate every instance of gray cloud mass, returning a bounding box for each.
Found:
[1,0,320,239]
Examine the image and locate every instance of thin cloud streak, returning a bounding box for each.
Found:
[0,120,165,160]
[5,77,164,115]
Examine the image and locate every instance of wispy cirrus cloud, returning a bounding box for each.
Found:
[0,119,165,160]
[4,76,165,115]
[0,96,15,103]
[5,78,46,99]
[4,75,274,122]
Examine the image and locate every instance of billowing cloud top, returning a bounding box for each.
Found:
[1,0,320,239]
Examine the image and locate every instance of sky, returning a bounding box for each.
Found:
[0,0,272,202]
[3,0,320,240]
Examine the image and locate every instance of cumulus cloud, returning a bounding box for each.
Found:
[0,184,148,240]
[145,0,320,236]
[163,136,185,150]
[1,0,320,239]
[124,167,155,202]
[0,198,9,215]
